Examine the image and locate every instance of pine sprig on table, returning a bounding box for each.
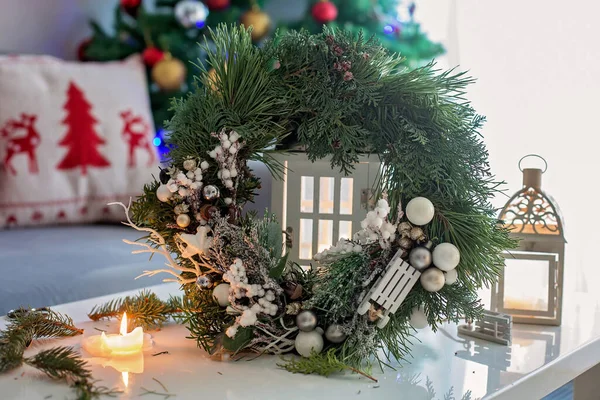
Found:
[88,290,184,330]
[279,349,377,382]
[0,309,120,399]
[24,346,91,380]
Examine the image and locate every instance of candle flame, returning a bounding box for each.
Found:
[120,312,128,336]
[122,371,129,388]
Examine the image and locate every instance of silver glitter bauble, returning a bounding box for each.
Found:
[174,0,209,28]
[296,310,317,332]
[325,324,347,343]
[409,246,432,271]
[202,185,220,201]
[196,275,212,288]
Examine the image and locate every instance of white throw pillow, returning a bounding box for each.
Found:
[0,55,157,228]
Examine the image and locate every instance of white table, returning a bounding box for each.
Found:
[2,283,599,400]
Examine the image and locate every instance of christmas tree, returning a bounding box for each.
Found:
[57,82,111,175]
[83,0,442,152]
[285,0,444,69]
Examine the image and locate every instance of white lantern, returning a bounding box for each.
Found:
[270,153,380,267]
[493,155,566,326]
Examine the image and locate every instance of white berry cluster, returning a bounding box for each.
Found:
[166,158,210,198]
[223,258,279,338]
[353,199,397,247]
[313,239,362,262]
[208,129,242,190]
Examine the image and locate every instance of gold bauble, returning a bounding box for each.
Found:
[151,55,187,91]
[240,8,271,41]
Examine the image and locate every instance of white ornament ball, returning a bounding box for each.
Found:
[325,324,347,343]
[156,184,173,202]
[212,283,231,307]
[405,197,435,226]
[409,306,428,329]
[295,330,324,358]
[420,267,445,292]
[176,213,191,228]
[444,269,458,285]
[432,243,460,271]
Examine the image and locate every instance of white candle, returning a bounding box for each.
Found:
[100,312,144,355]
[83,312,151,357]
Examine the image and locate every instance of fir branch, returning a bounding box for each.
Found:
[25,347,90,381]
[0,312,119,400]
[279,349,377,382]
[88,290,185,330]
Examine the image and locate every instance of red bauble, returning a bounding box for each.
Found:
[121,0,142,16]
[142,47,165,66]
[76,38,93,61]
[311,0,338,24]
[205,0,230,11]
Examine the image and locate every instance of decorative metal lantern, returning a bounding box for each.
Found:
[492,155,566,326]
[270,153,380,267]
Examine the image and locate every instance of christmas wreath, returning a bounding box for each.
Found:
[112,25,514,377]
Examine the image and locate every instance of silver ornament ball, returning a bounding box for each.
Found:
[296,310,318,332]
[196,275,212,288]
[420,267,445,292]
[203,185,220,201]
[409,246,432,271]
[174,0,209,28]
[325,324,347,343]
[295,330,324,358]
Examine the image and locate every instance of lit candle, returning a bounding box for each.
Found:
[82,312,152,358]
[100,312,144,355]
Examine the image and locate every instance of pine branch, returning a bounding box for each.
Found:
[279,349,377,382]
[25,346,91,381]
[88,290,185,330]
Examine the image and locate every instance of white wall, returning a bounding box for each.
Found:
[451,0,600,294]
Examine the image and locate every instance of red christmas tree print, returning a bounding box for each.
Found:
[56,81,110,175]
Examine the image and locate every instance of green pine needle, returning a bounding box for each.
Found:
[279,349,377,382]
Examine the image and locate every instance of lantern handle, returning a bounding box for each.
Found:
[518,154,547,173]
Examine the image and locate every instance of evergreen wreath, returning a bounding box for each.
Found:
[114,24,515,377]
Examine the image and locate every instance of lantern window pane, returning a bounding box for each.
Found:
[300,176,314,213]
[319,177,335,214]
[318,219,333,253]
[299,218,313,260]
[503,258,549,312]
[340,178,353,215]
[339,220,352,241]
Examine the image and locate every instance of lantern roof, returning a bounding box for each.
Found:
[499,155,565,241]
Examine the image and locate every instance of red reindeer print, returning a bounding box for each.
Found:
[31,211,43,222]
[6,215,17,226]
[1,113,40,175]
[120,110,156,168]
